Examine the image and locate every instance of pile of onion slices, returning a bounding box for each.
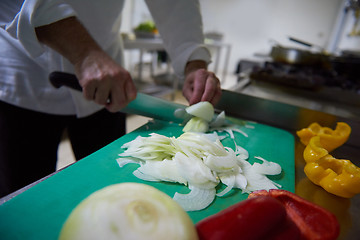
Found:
[117,101,282,211]
[117,131,281,211]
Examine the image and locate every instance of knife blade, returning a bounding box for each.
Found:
[49,71,191,123]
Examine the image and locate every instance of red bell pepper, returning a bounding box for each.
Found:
[196,196,300,240]
[249,190,340,240]
[196,190,339,240]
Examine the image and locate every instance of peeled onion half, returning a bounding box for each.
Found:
[59,183,198,240]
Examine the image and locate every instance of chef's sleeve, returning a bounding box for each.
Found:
[145,0,211,79]
[5,0,76,58]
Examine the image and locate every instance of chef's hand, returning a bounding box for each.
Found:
[74,50,137,112]
[35,17,137,112]
[182,60,222,106]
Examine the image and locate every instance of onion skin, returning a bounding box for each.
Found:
[196,196,300,240]
[59,183,198,240]
[249,190,340,240]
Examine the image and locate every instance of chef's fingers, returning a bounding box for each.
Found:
[82,80,98,101]
[106,74,137,112]
[200,72,222,105]
[182,84,192,104]
[124,79,137,102]
[210,86,222,106]
[187,69,207,105]
[106,83,126,112]
[94,78,112,106]
[186,69,222,106]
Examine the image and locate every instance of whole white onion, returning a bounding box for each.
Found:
[59,183,198,240]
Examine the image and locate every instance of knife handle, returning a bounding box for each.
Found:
[49,71,83,91]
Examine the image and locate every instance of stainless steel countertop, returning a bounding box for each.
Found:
[216,89,360,240]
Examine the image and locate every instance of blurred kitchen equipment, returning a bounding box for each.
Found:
[270,36,360,77]
[235,58,360,120]
[233,0,360,120]
[349,8,360,36]
[255,37,360,91]
[285,36,360,78]
[288,36,326,52]
[327,0,360,53]
[347,0,360,10]
[204,31,224,42]
[233,35,360,120]
[268,37,328,66]
[270,45,326,66]
[329,54,360,79]
[288,37,312,48]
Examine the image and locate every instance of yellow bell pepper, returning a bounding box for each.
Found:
[303,135,328,163]
[296,122,351,152]
[303,136,360,198]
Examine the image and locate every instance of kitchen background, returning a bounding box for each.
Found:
[121,0,360,76]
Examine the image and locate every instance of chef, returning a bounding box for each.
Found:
[0,0,222,197]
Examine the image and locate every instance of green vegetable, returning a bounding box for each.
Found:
[134,21,157,32]
[59,183,198,240]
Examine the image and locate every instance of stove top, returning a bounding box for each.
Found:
[250,61,360,93]
[234,60,360,120]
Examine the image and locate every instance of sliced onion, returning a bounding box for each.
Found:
[174,152,218,189]
[209,111,226,128]
[173,185,216,211]
[234,173,247,190]
[252,156,282,175]
[133,169,161,182]
[235,145,249,160]
[243,173,281,193]
[136,160,187,185]
[116,157,139,167]
[185,101,214,122]
[203,149,238,173]
[202,132,226,142]
[232,128,248,137]
[183,117,209,133]
[117,131,282,211]
[211,126,249,139]
[217,174,236,197]
[242,163,282,193]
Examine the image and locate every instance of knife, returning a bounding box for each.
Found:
[49,71,191,123]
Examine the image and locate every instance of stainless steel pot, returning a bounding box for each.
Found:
[270,45,326,65]
[270,37,329,66]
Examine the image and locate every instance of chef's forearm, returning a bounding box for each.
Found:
[35,16,102,66]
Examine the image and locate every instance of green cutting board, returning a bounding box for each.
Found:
[0,118,294,240]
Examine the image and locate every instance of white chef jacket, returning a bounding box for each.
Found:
[0,0,211,117]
